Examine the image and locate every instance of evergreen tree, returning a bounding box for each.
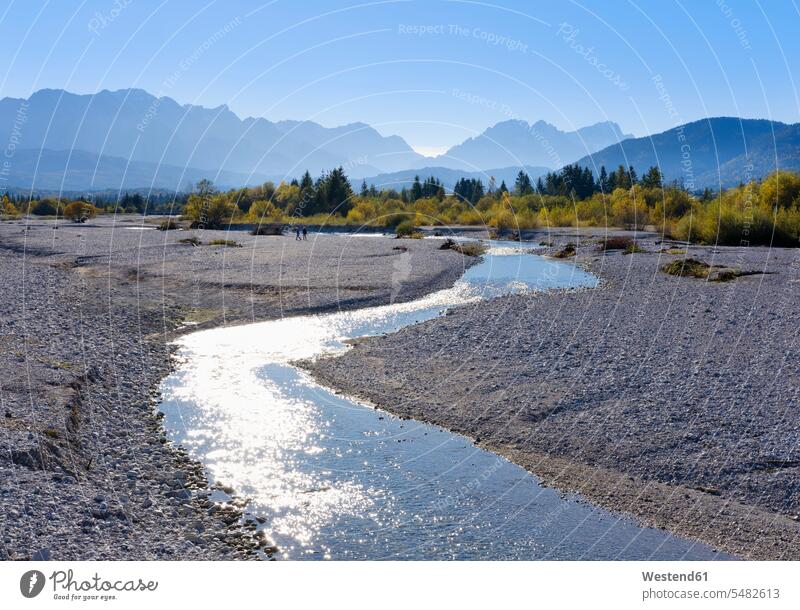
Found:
[310,167,353,215]
[514,170,533,195]
[598,166,609,193]
[641,166,663,189]
[411,175,423,201]
[613,165,631,190]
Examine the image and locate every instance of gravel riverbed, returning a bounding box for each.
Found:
[305,228,800,560]
[0,216,471,560]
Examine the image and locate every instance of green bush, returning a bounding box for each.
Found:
[395,219,416,237]
[31,199,58,215]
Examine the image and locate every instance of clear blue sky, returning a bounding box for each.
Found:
[1,0,798,154]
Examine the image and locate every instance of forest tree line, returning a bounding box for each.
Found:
[3,162,800,246]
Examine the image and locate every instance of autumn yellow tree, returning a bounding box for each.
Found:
[63,201,98,222]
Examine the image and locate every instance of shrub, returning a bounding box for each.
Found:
[712,269,738,282]
[598,236,633,251]
[624,242,646,254]
[440,238,486,256]
[209,239,241,247]
[395,219,417,237]
[179,237,202,246]
[248,199,282,223]
[157,218,178,231]
[183,193,238,229]
[63,201,98,223]
[1,197,19,216]
[552,243,577,258]
[661,258,710,278]
[30,199,59,216]
[453,241,486,256]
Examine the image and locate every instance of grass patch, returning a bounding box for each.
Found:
[662,248,687,254]
[661,258,710,278]
[42,428,62,439]
[552,243,576,258]
[209,239,241,247]
[179,237,202,246]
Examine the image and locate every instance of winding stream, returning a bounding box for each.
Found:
[159,239,731,560]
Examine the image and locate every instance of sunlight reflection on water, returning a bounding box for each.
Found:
[159,242,731,560]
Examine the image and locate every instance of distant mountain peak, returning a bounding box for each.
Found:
[438,119,632,171]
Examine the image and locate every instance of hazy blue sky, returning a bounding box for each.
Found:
[1,0,798,154]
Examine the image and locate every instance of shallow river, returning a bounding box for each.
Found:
[159,240,731,560]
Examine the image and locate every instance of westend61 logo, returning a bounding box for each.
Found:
[19,569,158,601]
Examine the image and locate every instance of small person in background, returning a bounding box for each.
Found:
[302,227,308,240]
[295,226,301,240]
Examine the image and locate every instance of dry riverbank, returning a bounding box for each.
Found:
[305,229,800,560]
[0,216,472,560]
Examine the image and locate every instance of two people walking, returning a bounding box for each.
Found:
[295,226,307,240]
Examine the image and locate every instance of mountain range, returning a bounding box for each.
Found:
[573,117,800,188]
[0,89,626,191]
[0,88,797,192]
[435,119,632,170]
[0,88,425,188]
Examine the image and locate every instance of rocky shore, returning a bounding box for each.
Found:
[305,229,800,560]
[0,216,471,560]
